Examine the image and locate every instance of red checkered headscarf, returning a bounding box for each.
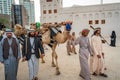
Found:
[81,29,90,36]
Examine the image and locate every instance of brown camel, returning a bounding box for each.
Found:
[14,22,72,75]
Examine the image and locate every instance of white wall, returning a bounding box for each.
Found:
[40,1,120,36]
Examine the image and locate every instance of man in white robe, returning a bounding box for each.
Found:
[91,28,108,77]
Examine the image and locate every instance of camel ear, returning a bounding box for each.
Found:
[14,24,22,30]
[60,22,66,26]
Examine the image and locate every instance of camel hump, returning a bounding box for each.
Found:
[42,30,51,44]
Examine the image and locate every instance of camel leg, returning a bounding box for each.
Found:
[52,51,56,67]
[51,44,56,67]
[51,44,60,75]
[54,51,60,75]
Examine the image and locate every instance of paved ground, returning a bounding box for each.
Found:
[0,37,120,80]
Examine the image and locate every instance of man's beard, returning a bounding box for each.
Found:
[7,36,12,39]
[95,32,100,36]
[30,35,35,37]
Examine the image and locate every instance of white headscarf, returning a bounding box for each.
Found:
[2,32,17,39]
[1,30,18,45]
[2,29,17,39]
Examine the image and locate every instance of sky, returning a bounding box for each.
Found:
[63,0,120,7]
[15,0,120,22]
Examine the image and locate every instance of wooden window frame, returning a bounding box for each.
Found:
[48,10,52,14]
[89,20,93,25]
[101,19,105,24]
[43,10,46,14]
[54,9,57,13]
[95,20,99,24]
[46,0,52,2]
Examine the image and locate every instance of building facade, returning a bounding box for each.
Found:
[40,0,120,36]
[0,0,14,15]
[19,0,35,25]
[12,5,28,27]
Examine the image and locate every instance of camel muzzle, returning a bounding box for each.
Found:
[66,23,71,31]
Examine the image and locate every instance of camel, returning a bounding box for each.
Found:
[14,22,72,75]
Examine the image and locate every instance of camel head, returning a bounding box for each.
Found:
[65,23,72,32]
[30,23,36,30]
[60,21,72,32]
[14,24,27,37]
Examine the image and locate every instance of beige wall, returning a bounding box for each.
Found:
[22,6,29,27]
[40,1,120,36]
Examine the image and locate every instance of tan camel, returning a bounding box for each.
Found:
[14,22,71,75]
[40,22,71,75]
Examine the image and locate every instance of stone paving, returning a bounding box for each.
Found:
[0,38,120,80]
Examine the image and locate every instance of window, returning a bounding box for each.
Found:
[89,14,93,19]
[48,10,52,14]
[115,12,119,17]
[108,12,112,17]
[101,19,105,24]
[95,13,99,18]
[101,13,105,18]
[89,20,93,24]
[43,10,46,14]
[75,15,79,19]
[46,0,52,2]
[95,20,99,24]
[54,9,57,13]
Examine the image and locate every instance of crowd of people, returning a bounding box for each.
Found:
[0,27,45,80]
[0,23,116,80]
[66,27,108,80]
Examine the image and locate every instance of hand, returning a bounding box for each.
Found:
[22,57,26,62]
[91,54,93,57]
[102,40,106,43]
[102,53,104,58]
[0,61,4,64]
[97,55,101,58]
[41,54,45,58]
